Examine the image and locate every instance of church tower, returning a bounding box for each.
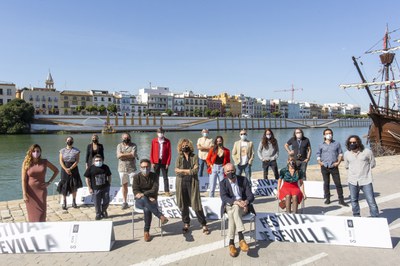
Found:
[45,71,54,90]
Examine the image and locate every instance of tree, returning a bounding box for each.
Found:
[226,111,233,117]
[98,105,107,115]
[211,109,220,117]
[261,111,268,118]
[85,105,98,115]
[272,111,281,118]
[0,99,35,134]
[165,109,173,116]
[107,104,117,114]
[204,108,212,117]
[76,105,85,114]
[194,108,202,117]
[144,109,151,116]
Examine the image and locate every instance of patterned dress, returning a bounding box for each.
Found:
[57,147,83,196]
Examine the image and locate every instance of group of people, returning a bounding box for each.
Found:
[21,127,379,257]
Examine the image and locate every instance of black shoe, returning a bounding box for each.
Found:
[72,201,78,208]
[324,198,331,205]
[121,202,129,210]
[339,200,349,207]
[62,203,67,210]
[102,211,108,218]
[95,215,102,220]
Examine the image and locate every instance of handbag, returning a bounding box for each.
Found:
[279,200,286,209]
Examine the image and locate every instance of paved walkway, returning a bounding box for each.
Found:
[1,156,400,265]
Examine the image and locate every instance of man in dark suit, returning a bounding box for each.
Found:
[220,163,255,257]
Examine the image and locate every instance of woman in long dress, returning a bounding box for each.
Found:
[21,144,59,222]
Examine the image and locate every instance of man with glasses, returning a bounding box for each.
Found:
[132,158,169,242]
[84,154,112,220]
[284,128,311,180]
[220,163,255,257]
[232,129,254,183]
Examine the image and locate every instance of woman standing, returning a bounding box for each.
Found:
[57,136,83,210]
[175,138,209,235]
[21,144,59,222]
[85,134,104,169]
[206,136,230,197]
[257,128,279,180]
[277,155,306,213]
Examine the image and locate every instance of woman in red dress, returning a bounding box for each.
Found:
[21,144,59,222]
[277,155,306,213]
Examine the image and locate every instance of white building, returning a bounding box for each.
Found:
[0,82,16,105]
[90,90,114,108]
[113,91,132,114]
[138,86,174,113]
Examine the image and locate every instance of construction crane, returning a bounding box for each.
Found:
[274,84,303,102]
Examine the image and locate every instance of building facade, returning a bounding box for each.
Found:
[0,82,16,105]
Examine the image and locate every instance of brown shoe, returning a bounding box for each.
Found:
[160,215,169,225]
[144,231,151,242]
[165,192,171,197]
[229,244,238,257]
[239,239,249,252]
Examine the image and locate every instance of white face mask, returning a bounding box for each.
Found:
[266,134,271,139]
[202,133,208,137]
[32,151,41,159]
[94,161,103,167]
[296,133,302,139]
[240,135,247,141]
[325,134,332,140]
[157,133,164,138]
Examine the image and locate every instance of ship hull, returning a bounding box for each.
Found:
[368,111,400,154]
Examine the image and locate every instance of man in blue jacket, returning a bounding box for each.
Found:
[220,163,255,257]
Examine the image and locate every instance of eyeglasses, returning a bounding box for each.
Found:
[226,170,235,173]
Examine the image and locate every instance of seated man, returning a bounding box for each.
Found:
[132,158,169,242]
[220,163,255,257]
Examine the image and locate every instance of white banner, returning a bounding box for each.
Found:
[250,180,323,199]
[0,221,115,254]
[256,212,392,249]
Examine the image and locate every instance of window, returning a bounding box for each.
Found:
[42,96,46,101]
[94,97,97,101]
[7,89,12,96]
[64,102,69,108]
[81,97,85,101]
[54,97,58,102]
[64,96,68,100]
[29,95,33,101]
[72,96,77,101]
[0,99,3,105]
[0,89,3,95]
[48,97,52,102]
[36,95,40,101]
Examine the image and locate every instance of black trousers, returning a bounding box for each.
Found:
[154,163,169,192]
[262,160,279,180]
[181,178,207,226]
[321,166,344,199]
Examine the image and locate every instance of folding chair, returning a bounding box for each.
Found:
[220,210,256,247]
[132,201,164,239]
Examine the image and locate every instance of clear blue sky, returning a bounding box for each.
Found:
[1,0,400,111]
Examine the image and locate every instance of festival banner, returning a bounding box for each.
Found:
[256,212,392,248]
[0,221,115,254]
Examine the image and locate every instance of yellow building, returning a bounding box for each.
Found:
[215,92,241,117]
[60,90,93,115]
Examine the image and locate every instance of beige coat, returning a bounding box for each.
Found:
[232,140,255,166]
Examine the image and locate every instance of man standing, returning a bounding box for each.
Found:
[197,129,213,177]
[133,159,169,242]
[220,163,255,257]
[232,129,254,182]
[316,128,349,206]
[343,135,379,217]
[150,127,172,196]
[284,128,311,179]
[116,132,137,210]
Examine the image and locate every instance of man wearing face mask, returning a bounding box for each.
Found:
[284,128,311,180]
[343,135,378,217]
[84,155,112,220]
[133,158,169,242]
[150,127,172,196]
[197,129,213,177]
[316,128,349,206]
[116,132,138,209]
[232,129,254,183]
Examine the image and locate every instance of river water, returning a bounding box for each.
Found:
[0,127,369,201]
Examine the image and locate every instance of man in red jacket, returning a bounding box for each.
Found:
[150,127,172,196]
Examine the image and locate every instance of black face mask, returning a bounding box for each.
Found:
[218,143,223,147]
[182,146,190,153]
[289,161,296,168]
[349,143,358,150]
[67,141,73,146]
[227,173,236,180]
[92,139,98,144]
[123,138,130,143]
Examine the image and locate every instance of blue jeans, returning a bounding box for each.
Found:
[236,163,252,183]
[209,164,224,197]
[135,197,163,231]
[349,183,379,217]
[198,158,208,177]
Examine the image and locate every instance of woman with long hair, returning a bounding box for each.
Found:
[257,128,279,179]
[277,155,306,213]
[85,134,104,169]
[175,138,209,235]
[206,136,230,197]
[57,136,83,210]
[21,144,59,222]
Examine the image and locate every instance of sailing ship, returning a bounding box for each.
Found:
[340,27,400,154]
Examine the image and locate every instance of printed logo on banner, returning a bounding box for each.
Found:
[251,179,278,196]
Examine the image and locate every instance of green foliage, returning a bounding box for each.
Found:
[272,111,281,118]
[85,105,98,114]
[204,108,212,117]
[106,104,117,114]
[336,114,368,119]
[211,109,220,117]
[165,109,173,116]
[0,99,35,134]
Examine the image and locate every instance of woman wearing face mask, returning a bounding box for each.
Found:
[257,128,279,180]
[21,144,59,222]
[206,136,230,197]
[175,139,210,234]
[277,155,306,213]
[57,136,83,210]
[85,134,104,169]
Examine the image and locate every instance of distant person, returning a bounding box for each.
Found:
[206,136,231,197]
[175,138,209,235]
[116,132,137,210]
[150,127,172,196]
[57,136,83,210]
[84,154,112,220]
[284,128,311,179]
[316,128,349,206]
[21,144,59,222]
[277,155,306,213]
[232,129,254,183]
[220,163,255,257]
[132,158,169,242]
[343,135,379,217]
[85,134,104,169]
[257,128,279,180]
[197,129,213,177]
